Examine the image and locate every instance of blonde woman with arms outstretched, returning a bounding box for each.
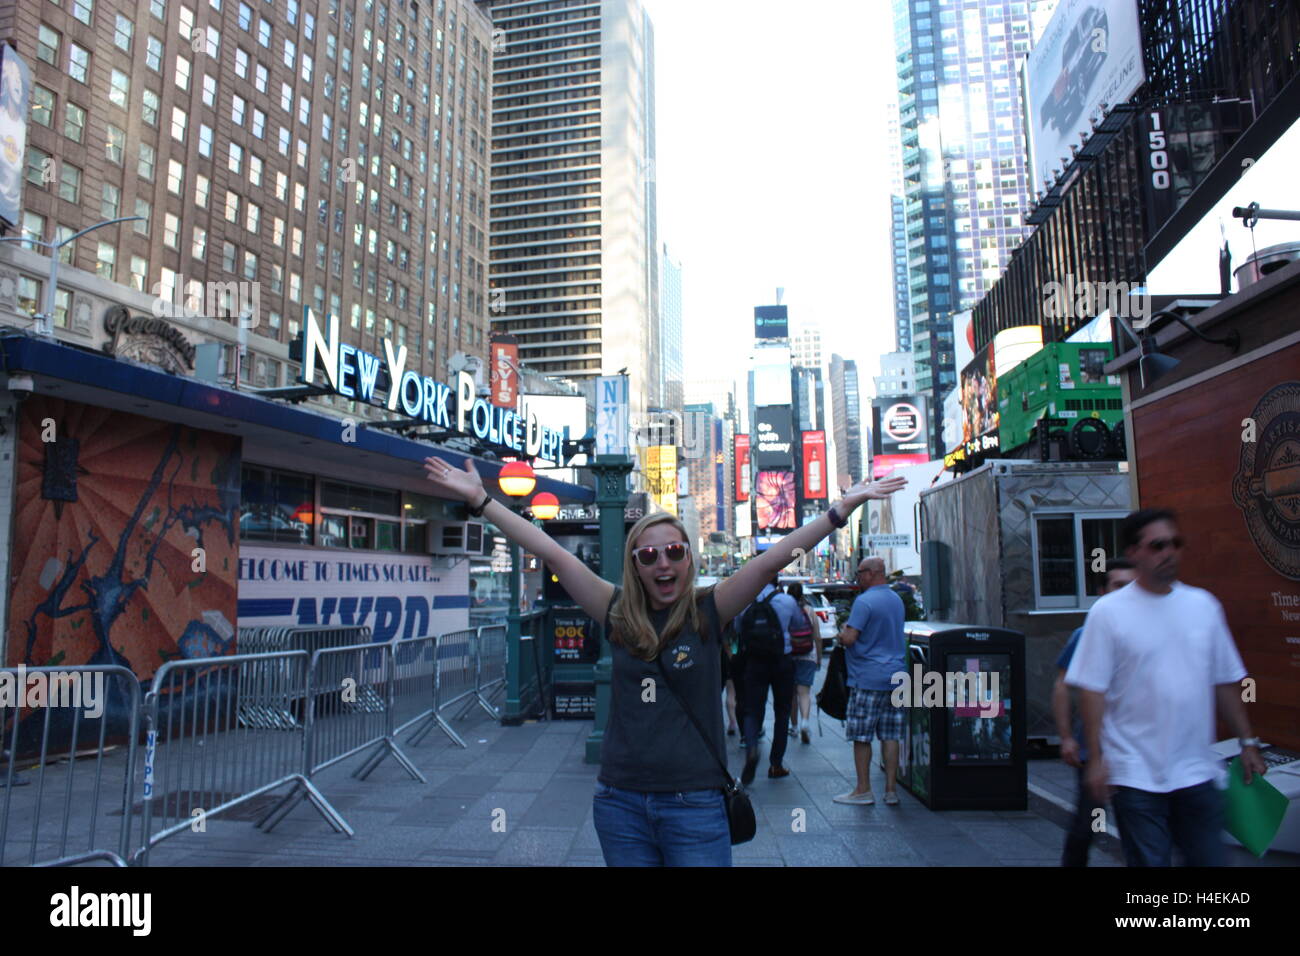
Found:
[423,455,905,867]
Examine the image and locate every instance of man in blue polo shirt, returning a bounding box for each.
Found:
[833,557,906,806]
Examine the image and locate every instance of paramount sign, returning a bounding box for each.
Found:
[297,308,567,460]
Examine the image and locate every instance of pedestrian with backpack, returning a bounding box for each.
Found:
[423,454,905,866]
[785,582,822,744]
[733,575,801,783]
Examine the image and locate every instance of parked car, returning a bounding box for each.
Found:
[801,586,841,652]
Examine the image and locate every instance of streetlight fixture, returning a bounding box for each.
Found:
[498,460,537,497]
[0,216,144,338]
[530,491,559,521]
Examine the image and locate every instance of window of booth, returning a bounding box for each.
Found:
[1030,511,1127,609]
[240,465,314,543]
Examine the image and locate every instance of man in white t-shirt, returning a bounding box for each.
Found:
[1065,508,1267,866]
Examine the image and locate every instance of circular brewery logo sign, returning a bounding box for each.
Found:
[1232,382,1300,580]
[884,403,922,443]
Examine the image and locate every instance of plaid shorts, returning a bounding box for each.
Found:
[845,687,905,742]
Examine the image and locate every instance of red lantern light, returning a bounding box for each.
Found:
[498,460,536,498]
[531,492,559,520]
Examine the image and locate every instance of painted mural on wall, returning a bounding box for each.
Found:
[6,397,240,681]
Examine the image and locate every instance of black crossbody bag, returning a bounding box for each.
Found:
[654,653,757,846]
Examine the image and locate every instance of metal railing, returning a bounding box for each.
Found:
[134,652,352,866]
[4,623,514,866]
[1,666,140,867]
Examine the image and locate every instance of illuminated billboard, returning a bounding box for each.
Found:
[960,344,1000,458]
[734,434,751,502]
[754,305,789,340]
[754,405,794,469]
[801,431,827,500]
[755,471,796,531]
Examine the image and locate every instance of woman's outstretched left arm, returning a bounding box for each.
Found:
[713,475,907,621]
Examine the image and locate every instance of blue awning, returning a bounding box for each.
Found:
[1,333,594,504]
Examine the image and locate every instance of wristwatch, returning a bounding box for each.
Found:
[826,502,847,529]
[1239,737,1261,749]
[467,492,492,517]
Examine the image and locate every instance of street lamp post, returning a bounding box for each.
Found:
[585,453,633,763]
[0,217,144,337]
[497,460,536,723]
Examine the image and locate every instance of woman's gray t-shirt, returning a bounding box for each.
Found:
[597,587,728,792]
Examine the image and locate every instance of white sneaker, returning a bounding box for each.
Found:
[833,791,875,805]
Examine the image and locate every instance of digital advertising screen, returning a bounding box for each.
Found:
[754,305,789,340]
[753,405,794,469]
[801,430,827,500]
[754,470,796,531]
[960,345,998,448]
[734,433,750,501]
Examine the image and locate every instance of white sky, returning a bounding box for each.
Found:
[644,0,901,399]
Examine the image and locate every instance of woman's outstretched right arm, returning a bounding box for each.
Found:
[423,457,615,622]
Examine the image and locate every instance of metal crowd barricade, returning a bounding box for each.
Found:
[410,628,479,747]
[469,624,509,720]
[235,626,373,729]
[135,651,352,866]
[302,642,424,784]
[389,635,456,748]
[1,665,140,867]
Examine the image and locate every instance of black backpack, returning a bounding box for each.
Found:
[816,646,848,721]
[739,593,784,657]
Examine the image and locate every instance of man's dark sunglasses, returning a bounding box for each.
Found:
[1146,536,1184,553]
[634,543,689,566]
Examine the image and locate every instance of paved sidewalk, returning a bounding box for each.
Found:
[137,703,1128,867]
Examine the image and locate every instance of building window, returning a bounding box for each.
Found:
[202,74,217,108]
[58,162,81,203]
[192,225,207,259]
[134,198,151,234]
[68,43,90,84]
[63,102,86,143]
[37,25,60,66]
[142,88,160,126]
[95,241,115,281]
[146,35,163,71]
[114,14,133,51]
[175,55,191,91]
[198,123,213,157]
[101,183,120,219]
[195,173,210,208]
[167,158,184,194]
[171,106,187,142]
[222,241,237,272]
[163,213,180,249]
[105,124,125,165]
[130,255,148,292]
[1031,511,1128,610]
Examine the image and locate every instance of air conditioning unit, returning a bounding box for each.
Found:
[430,520,485,555]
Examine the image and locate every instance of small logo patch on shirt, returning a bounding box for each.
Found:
[670,644,694,670]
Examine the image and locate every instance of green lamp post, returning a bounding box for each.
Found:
[585,453,633,763]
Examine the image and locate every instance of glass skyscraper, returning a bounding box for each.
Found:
[893,0,1056,454]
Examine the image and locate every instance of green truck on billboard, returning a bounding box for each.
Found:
[996,342,1124,454]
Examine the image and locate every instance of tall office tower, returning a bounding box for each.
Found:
[890,194,911,353]
[790,324,822,370]
[874,351,915,399]
[478,0,658,421]
[829,354,863,486]
[660,242,683,414]
[892,0,1054,455]
[11,0,493,392]
[683,402,718,538]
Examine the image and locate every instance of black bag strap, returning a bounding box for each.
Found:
[654,653,737,793]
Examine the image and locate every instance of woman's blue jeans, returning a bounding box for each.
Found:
[592,782,732,867]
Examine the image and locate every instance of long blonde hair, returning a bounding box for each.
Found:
[608,512,712,660]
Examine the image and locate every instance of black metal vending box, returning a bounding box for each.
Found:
[898,622,1027,810]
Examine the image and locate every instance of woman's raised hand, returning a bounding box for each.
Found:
[844,474,907,507]
[423,456,487,505]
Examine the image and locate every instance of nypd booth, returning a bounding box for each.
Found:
[0,305,592,692]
